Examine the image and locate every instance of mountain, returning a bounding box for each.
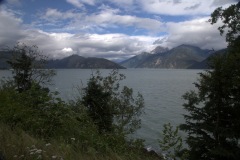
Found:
[120,52,151,68]
[0,52,125,69]
[150,46,169,54]
[121,44,213,69]
[0,51,11,69]
[188,49,227,69]
[139,45,212,68]
[120,46,169,68]
[47,54,125,69]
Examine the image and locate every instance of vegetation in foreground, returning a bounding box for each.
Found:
[0,2,240,160]
[180,2,240,160]
[0,44,160,160]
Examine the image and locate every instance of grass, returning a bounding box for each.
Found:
[0,70,163,160]
[0,123,162,160]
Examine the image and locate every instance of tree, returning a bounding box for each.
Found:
[81,70,144,135]
[180,2,240,160]
[82,75,113,134]
[158,123,186,160]
[209,1,240,51]
[7,43,55,92]
[113,86,144,135]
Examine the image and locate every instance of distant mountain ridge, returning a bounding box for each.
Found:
[188,49,227,69]
[1,45,226,70]
[0,52,125,69]
[119,52,151,68]
[120,46,169,68]
[121,44,214,69]
[47,54,125,69]
[0,51,11,69]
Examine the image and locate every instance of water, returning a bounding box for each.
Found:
[0,68,202,150]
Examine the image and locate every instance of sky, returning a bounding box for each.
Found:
[0,0,238,61]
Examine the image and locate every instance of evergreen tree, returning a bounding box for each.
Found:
[158,123,185,160]
[180,2,240,160]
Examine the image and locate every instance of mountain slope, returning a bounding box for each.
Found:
[47,55,125,69]
[120,46,169,68]
[0,51,11,69]
[0,53,125,69]
[121,44,213,69]
[120,52,151,68]
[188,49,227,69]
[139,45,212,68]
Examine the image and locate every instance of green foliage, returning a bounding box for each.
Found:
[82,75,113,134]
[114,86,144,135]
[181,54,240,160]
[0,68,148,159]
[0,44,151,159]
[180,2,240,160]
[0,123,153,160]
[8,52,32,91]
[0,81,75,139]
[81,70,144,136]
[158,123,188,160]
[7,43,55,92]
[209,2,240,49]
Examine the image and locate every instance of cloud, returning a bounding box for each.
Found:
[36,7,164,34]
[66,0,83,8]
[107,0,134,6]
[41,8,81,22]
[85,9,164,32]
[0,8,24,47]
[45,8,66,19]
[184,3,201,10]
[1,1,234,62]
[173,0,182,4]
[0,6,228,61]
[105,0,135,9]
[6,0,21,6]
[17,28,158,61]
[139,0,234,16]
[31,8,84,32]
[62,47,73,52]
[154,17,227,50]
[66,0,95,8]
[211,0,239,7]
[16,15,228,61]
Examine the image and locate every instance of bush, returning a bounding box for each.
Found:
[80,70,144,136]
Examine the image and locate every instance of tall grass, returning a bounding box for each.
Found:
[0,123,161,160]
[0,74,162,159]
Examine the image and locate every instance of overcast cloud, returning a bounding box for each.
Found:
[0,0,237,61]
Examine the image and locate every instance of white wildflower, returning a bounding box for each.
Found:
[30,148,37,153]
[45,143,51,147]
[71,138,75,141]
[52,155,57,159]
[19,155,24,158]
[37,155,42,159]
[36,149,42,154]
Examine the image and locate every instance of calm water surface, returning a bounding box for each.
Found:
[0,69,203,150]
